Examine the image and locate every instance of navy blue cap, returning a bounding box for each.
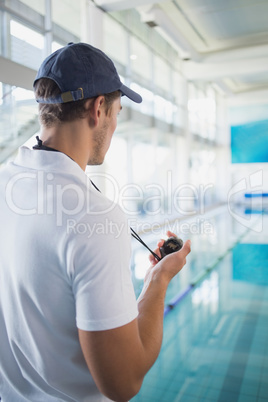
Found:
[34,42,142,104]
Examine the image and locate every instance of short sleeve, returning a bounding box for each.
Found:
[66,204,138,331]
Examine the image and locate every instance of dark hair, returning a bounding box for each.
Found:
[34,78,121,128]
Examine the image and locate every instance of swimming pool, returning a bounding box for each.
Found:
[131,207,268,401]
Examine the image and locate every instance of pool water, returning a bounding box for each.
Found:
[131,207,268,402]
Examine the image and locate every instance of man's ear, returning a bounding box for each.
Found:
[87,96,105,127]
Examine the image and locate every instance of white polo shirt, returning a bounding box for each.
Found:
[0,147,138,401]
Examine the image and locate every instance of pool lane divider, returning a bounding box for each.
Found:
[164,285,193,315]
[163,258,226,316]
[164,252,229,316]
[163,225,254,317]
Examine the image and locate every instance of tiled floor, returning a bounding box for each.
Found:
[131,209,268,401]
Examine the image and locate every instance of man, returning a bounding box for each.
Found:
[0,43,191,401]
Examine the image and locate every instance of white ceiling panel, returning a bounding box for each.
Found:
[171,0,268,49]
[99,0,268,95]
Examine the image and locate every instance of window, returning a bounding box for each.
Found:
[10,20,44,69]
[130,83,154,115]
[154,95,175,124]
[104,15,128,66]
[52,0,81,38]
[10,20,44,49]
[130,36,151,82]
[154,54,170,93]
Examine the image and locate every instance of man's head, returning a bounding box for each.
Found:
[33,43,142,168]
[34,42,142,104]
[33,42,142,127]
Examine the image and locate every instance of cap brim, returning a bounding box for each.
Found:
[120,84,142,103]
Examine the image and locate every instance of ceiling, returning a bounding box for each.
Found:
[94,0,268,101]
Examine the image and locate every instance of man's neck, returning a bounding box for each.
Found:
[39,121,90,170]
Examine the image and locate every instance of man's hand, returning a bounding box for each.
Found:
[147,231,191,284]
